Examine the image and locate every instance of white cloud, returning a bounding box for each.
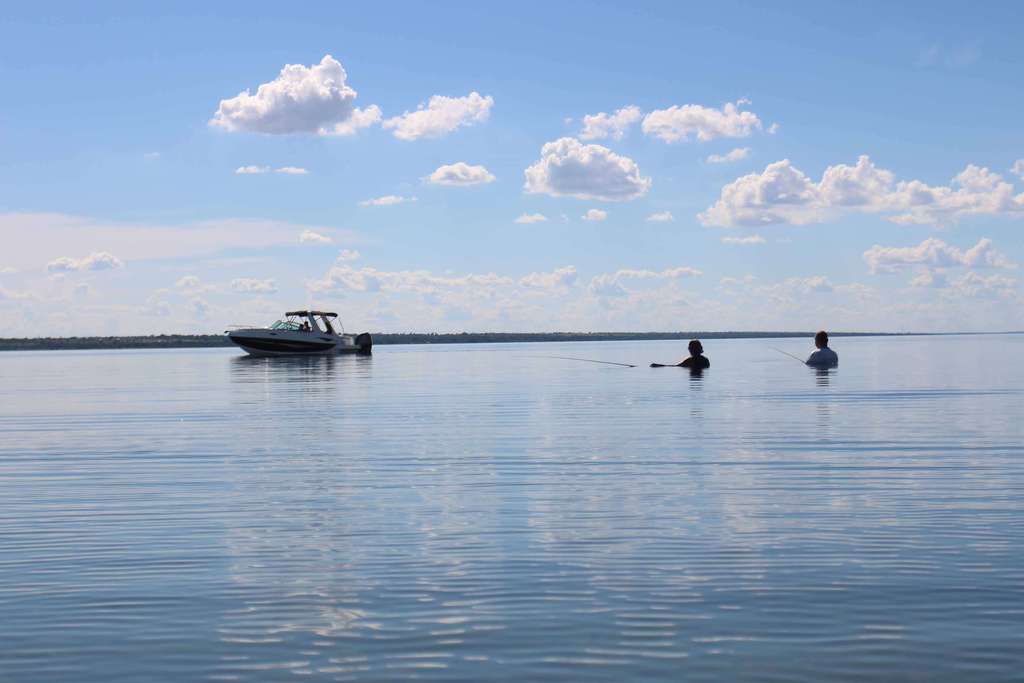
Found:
[700,155,1024,227]
[907,266,1020,300]
[191,297,211,319]
[142,290,171,317]
[646,211,674,222]
[863,237,1015,274]
[589,266,702,297]
[230,278,278,294]
[949,272,1018,299]
[319,105,382,136]
[144,152,161,160]
[642,100,762,143]
[916,43,981,69]
[3,212,362,269]
[782,275,833,293]
[582,208,607,222]
[300,229,333,244]
[1011,159,1024,179]
[338,249,360,262]
[514,213,548,224]
[382,92,493,141]
[425,162,495,186]
[721,234,766,245]
[519,265,578,289]
[236,165,309,175]
[523,137,651,201]
[359,195,417,207]
[579,105,642,141]
[707,147,751,164]
[0,285,32,301]
[175,275,202,290]
[909,269,947,288]
[210,55,373,135]
[47,252,124,272]
[308,265,513,295]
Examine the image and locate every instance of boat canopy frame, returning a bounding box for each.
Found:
[285,310,338,318]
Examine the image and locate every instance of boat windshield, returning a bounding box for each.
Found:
[270,320,301,331]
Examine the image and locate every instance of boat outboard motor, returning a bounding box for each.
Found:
[355,333,373,354]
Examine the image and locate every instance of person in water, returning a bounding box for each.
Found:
[651,340,710,369]
[805,330,838,367]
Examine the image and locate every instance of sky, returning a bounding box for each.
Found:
[2,1,1023,335]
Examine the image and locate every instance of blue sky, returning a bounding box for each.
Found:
[2,1,1023,335]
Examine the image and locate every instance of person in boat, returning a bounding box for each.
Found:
[300,321,310,332]
[650,339,710,369]
[805,330,838,367]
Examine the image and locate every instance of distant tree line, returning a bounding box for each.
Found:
[0,330,915,352]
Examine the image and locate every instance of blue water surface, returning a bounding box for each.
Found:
[1,335,1023,681]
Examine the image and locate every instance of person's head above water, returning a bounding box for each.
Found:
[688,339,704,356]
[814,331,829,349]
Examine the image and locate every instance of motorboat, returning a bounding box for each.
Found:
[226,310,372,356]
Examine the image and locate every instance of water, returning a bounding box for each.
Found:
[2,335,1023,681]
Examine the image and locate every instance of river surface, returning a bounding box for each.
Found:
[2,335,1023,681]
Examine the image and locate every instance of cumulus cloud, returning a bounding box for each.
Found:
[230,278,278,294]
[916,43,981,69]
[300,230,333,244]
[191,297,211,319]
[642,100,762,143]
[1012,159,1024,179]
[338,249,360,262]
[700,155,1024,227]
[782,276,833,293]
[721,234,766,245]
[524,137,651,201]
[863,237,1015,274]
[589,266,702,297]
[582,208,607,222]
[514,213,548,224]
[579,105,642,141]
[0,285,32,301]
[715,274,834,302]
[948,272,1018,299]
[236,165,309,175]
[4,212,363,270]
[142,290,172,317]
[425,162,495,186]
[47,252,124,272]
[320,105,382,136]
[707,147,751,164]
[175,275,202,290]
[519,265,578,289]
[909,269,946,288]
[308,265,512,295]
[359,195,417,207]
[646,211,674,222]
[383,92,493,140]
[210,55,373,135]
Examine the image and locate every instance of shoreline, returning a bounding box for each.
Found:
[0,330,987,352]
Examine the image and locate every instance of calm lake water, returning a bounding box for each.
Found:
[2,335,1023,681]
